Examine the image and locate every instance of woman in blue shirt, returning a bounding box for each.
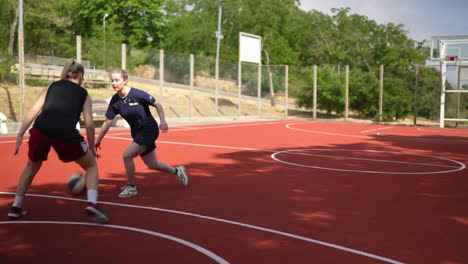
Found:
[95,68,188,198]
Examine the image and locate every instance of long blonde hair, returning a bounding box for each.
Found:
[60,59,84,80]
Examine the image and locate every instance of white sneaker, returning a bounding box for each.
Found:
[175,166,188,187]
[119,185,138,198]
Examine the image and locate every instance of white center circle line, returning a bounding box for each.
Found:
[0,192,403,264]
[0,220,229,264]
[271,148,465,174]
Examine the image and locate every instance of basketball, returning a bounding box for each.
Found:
[68,172,85,194]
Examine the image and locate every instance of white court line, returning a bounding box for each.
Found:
[360,127,394,134]
[107,136,264,152]
[286,123,369,139]
[286,122,468,144]
[0,192,403,264]
[0,220,229,264]
[106,136,465,174]
[271,149,465,174]
[104,120,294,134]
[166,120,293,131]
[0,120,292,144]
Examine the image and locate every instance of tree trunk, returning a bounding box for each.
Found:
[8,3,19,56]
[263,49,276,106]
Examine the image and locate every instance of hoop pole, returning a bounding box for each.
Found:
[440,61,447,128]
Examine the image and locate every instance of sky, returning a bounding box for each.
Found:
[298,0,468,42]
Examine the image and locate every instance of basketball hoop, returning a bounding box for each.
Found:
[446,55,458,62]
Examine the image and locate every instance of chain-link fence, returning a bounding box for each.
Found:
[4,37,467,134]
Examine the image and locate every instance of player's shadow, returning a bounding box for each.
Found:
[1,130,467,263]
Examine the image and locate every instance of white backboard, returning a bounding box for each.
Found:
[430,35,468,61]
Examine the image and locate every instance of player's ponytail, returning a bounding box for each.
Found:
[60,59,85,81]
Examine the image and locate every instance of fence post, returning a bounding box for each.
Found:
[285,65,289,117]
[313,65,317,119]
[159,49,164,104]
[190,54,194,118]
[379,65,384,122]
[76,35,81,63]
[345,65,349,120]
[121,43,127,70]
[238,61,242,116]
[413,64,420,125]
[257,63,261,115]
[18,0,25,123]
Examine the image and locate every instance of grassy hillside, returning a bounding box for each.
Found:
[0,78,309,129]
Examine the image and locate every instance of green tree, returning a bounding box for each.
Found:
[22,0,76,56]
[417,66,441,120]
[0,0,17,81]
[74,0,166,48]
[310,65,345,115]
[164,0,301,63]
[349,68,380,117]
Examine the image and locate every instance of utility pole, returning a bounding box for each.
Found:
[215,0,224,114]
[103,13,109,68]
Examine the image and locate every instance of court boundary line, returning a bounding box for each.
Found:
[0,192,403,264]
[285,122,468,144]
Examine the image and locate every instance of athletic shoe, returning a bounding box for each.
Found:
[175,165,188,187]
[8,206,27,219]
[84,203,109,224]
[119,185,138,198]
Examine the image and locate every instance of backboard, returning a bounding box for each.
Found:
[429,36,468,128]
[430,35,468,61]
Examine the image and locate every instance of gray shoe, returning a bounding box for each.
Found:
[119,185,138,198]
[175,166,188,187]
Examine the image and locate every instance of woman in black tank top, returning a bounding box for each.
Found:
[9,59,108,224]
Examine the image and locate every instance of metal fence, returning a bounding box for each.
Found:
[4,49,290,133]
[4,45,467,133]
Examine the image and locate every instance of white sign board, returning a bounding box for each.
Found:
[239,32,261,64]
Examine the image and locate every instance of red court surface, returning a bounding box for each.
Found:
[1,119,467,264]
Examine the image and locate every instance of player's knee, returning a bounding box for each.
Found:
[122,153,133,162]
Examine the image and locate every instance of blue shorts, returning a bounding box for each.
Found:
[132,125,159,157]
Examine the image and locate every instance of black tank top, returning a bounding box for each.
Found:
[33,79,88,142]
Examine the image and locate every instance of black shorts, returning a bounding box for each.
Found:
[132,125,159,157]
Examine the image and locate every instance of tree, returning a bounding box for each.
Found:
[74,0,166,48]
[349,68,380,117]
[417,66,441,120]
[4,0,18,56]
